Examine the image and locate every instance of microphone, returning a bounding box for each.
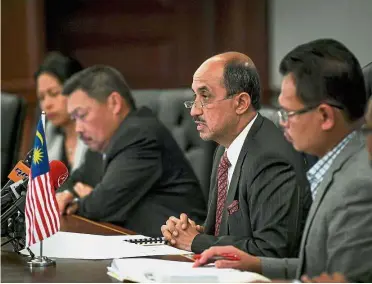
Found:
[1,160,69,240]
[49,160,69,189]
[1,149,33,193]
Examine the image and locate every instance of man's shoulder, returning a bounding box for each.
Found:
[245,116,300,161]
[335,147,372,187]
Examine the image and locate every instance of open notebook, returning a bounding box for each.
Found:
[108,258,270,283]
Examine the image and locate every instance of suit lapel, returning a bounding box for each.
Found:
[220,115,264,234]
[296,134,364,277]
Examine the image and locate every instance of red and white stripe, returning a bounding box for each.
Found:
[25,173,60,247]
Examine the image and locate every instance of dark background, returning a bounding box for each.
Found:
[2,0,270,156]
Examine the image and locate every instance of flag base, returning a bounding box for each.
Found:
[27,256,56,267]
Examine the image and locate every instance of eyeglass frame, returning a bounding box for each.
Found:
[183,94,236,109]
[277,102,344,123]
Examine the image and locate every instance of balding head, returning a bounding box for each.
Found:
[190,51,261,147]
[193,52,261,110]
[214,51,256,66]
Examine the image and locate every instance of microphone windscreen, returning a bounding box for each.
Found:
[7,161,30,183]
[49,160,69,189]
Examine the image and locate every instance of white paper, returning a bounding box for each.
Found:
[108,258,270,283]
[19,232,190,259]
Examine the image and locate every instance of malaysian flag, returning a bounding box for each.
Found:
[25,119,60,247]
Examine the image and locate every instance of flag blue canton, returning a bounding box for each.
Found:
[31,119,50,178]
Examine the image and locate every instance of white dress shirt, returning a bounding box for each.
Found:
[226,114,258,189]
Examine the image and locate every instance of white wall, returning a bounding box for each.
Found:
[269,0,372,89]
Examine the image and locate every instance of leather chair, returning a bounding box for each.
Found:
[1,93,27,186]
[132,89,216,203]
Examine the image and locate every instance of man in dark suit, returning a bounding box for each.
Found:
[55,65,206,236]
[194,40,372,283]
[161,52,311,257]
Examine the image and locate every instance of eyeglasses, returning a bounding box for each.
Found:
[184,97,233,109]
[277,102,344,123]
[361,125,372,136]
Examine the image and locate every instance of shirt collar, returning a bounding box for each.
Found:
[307,131,356,198]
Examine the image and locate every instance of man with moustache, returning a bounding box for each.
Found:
[194,40,372,283]
[55,65,206,236]
[161,52,312,258]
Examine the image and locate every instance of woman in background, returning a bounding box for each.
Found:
[34,52,86,172]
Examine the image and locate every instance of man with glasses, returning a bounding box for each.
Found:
[161,52,312,258]
[193,39,372,283]
[54,65,207,236]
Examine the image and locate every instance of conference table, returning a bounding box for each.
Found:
[1,215,190,282]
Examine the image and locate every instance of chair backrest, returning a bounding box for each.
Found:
[1,93,27,186]
[131,89,216,203]
[258,105,280,127]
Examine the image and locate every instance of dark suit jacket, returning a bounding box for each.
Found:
[191,114,312,257]
[64,107,206,236]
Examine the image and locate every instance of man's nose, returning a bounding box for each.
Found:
[190,103,203,117]
[75,120,84,133]
[279,118,288,129]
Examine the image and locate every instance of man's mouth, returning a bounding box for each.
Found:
[284,131,292,142]
[194,121,206,131]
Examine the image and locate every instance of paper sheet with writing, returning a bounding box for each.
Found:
[20,232,190,259]
[108,258,270,283]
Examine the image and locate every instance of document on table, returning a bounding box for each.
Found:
[108,258,270,283]
[19,232,191,259]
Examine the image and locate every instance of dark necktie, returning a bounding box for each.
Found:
[214,152,231,236]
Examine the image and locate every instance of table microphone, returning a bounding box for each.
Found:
[1,149,33,194]
[1,161,69,247]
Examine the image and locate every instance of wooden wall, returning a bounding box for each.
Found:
[1,0,269,158]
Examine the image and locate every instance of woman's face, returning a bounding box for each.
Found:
[37,73,71,127]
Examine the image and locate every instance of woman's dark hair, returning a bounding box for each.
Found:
[34,52,83,84]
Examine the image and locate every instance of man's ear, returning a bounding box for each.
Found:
[107,92,123,115]
[318,104,335,131]
[235,92,251,115]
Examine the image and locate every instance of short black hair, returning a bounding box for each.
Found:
[223,59,261,110]
[34,52,83,84]
[279,38,367,122]
[62,65,136,110]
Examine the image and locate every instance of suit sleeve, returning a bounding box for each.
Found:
[326,178,372,282]
[192,154,305,257]
[260,257,299,279]
[76,129,162,222]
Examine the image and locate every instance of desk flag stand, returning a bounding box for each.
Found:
[27,240,56,267]
[26,112,56,268]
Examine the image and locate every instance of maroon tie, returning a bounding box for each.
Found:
[214,152,231,236]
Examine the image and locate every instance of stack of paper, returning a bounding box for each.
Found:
[20,232,190,259]
[108,258,270,283]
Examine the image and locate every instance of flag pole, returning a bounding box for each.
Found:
[27,111,56,268]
